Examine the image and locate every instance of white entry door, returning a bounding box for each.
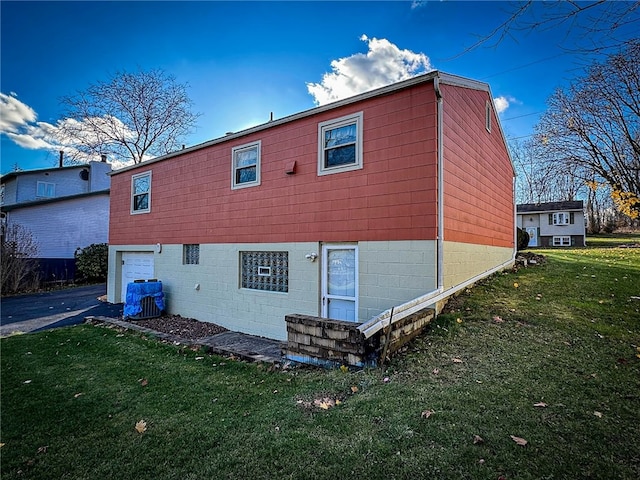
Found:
[121,252,155,302]
[322,245,358,322]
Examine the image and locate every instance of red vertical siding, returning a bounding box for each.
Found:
[110,84,439,245]
[441,84,515,248]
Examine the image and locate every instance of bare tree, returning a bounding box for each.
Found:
[1,223,40,294]
[512,137,586,204]
[59,68,200,165]
[464,1,639,55]
[534,41,640,218]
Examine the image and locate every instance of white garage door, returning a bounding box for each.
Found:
[121,252,155,302]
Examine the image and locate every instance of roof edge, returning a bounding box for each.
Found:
[112,70,495,176]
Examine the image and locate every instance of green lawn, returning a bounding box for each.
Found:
[2,237,639,479]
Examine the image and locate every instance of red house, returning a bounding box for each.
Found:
[107,71,515,344]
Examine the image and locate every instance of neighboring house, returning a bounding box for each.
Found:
[517,201,586,247]
[107,71,516,341]
[1,159,111,282]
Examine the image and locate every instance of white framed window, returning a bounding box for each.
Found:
[551,212,570,225]
[183,244,200,265]
[553,236,571,247]
[485,101,492,133]
[232,141,261,189]
[131,171,151,214]
[36,181,55,198]
[318,112,363,176]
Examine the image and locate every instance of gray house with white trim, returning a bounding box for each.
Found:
[1,160,111,282]
[517,201,586,247]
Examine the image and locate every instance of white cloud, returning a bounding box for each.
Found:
[493,95,515,114]
[0,92,137,169]
[307,35,433,106]
[0,93,37,133]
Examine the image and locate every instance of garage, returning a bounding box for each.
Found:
[120,252,155,302]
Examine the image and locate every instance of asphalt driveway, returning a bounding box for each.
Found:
[0,284,123,336]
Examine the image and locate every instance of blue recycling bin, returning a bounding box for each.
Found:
[124,280,165,320]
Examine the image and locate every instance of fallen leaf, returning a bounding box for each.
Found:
[533,402,548,408]
[0,443,5,448]
[456,318,463,324]
[74,392,84,398]
[492,316,504,323]
[473,434,484,444]
[452,358,463,363]
[335,399,342,406]
[513,282,519,288]
[339,365,349,373]
[421,410,434,419]
[432,368,440,375]
[510,435,528,446]
[195,356,204,361]
[23,380,32,384]
[351,386,359,393]
[140,379,148,387]
[36,446,48,454]
[314,398,336,410]
[135,420,147,434]
[383,377,390,383]
[594,411,603,418]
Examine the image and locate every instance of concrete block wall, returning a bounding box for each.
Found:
[359,240,436,320]
[443,241,513,289]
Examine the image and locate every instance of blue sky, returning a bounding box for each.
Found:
[1,1,637,174]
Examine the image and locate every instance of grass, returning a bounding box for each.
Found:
[2,235,639,479]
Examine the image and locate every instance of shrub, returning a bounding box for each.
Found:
[517,227,530,251]
[75,243,108,282]
[1,223,41,294]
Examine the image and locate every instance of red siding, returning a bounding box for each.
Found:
[441,84,515,248]
[110,84,439,245]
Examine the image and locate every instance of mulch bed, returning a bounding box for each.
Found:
[132,314,228,340]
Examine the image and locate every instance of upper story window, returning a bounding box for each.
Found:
[550,212,573,226]
[0,184,4,205]
[485,101,492,133]
[232,141,261,189]
[131,171,151,214]
[318,112,363,176]
[36,181,55,198]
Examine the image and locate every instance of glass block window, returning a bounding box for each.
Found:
[241,251,288,292]
[183,244,200,265]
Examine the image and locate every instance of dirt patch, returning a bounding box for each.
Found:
[132,314,228,340]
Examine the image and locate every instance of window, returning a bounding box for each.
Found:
[183,244,200,265]
[240,251,288,293]
[232,141,261,189]
[36,181,55,198]
[550,212,572,225]
[553,236,571,247]
[318,112,363,176]
[131,172,151,214]
[485,101,492,133]
[0,184,4,205]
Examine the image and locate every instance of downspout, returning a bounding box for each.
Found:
[434,75,445,292]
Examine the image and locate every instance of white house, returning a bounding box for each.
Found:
[517,201,586,247]
[1,158,111,282]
